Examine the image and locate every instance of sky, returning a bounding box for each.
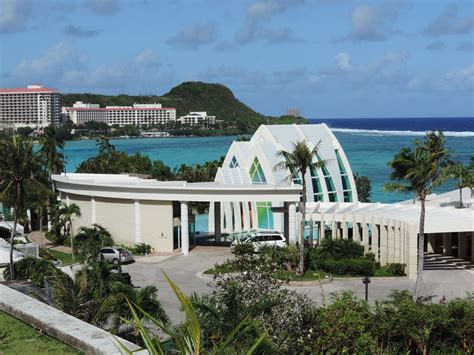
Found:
[0,0,473,118]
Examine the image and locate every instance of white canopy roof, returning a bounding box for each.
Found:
[0,239,26,266]
[307,188,474,233]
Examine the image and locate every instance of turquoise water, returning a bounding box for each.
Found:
[64,133,473,204]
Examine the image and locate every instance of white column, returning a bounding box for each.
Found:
[66,194,70,206]
[331,216,337,239]
[181,202,189,255]
[362,219,370,253]
[400,222,406,264]
[372,218,379,262]
[352,215,361,243]
[26,209,32,231]
[379,220,388,266]
[387,221,395,264]
[319,212,325,241]
[427,234,436,253]
[394,220,400,263]
[134,200,141,244]
[342,215,348,239]
[407,224,418,279]
[91,197,96,224]
[288,203,297,244]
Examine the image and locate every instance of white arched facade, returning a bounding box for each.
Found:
[209,123,358,234]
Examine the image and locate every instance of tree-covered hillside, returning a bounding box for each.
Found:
[61,82,307,131]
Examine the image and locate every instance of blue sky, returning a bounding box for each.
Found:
[0,0,473,118]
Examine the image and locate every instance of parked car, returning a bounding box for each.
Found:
[230,231,286,252]
[100,246,134,264]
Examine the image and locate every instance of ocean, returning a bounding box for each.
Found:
[63,117,474,206]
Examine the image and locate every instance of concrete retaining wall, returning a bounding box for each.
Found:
[0,284,147,354]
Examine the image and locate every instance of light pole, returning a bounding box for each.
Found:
[362,276,371,301]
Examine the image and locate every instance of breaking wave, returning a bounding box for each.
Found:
[331,128,474,137]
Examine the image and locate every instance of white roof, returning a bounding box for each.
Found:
[0,239,26,266]
[0,222,24,235]
[307,188,474,233]
[52,173,302,203]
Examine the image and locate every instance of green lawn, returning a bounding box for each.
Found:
[48,249,76,266]
[0,311,82,354]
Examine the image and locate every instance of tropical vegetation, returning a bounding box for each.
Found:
[275,140,325,275]
[385,131,451,297]
[125,257,474,354]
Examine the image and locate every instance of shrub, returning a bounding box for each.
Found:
[321,258,375,276]
[387,263,406,276]
[260,245,299,271]
[135,242,152,255]
[3,257,66,287]
[231,241,254,256]
[318,238,365,260]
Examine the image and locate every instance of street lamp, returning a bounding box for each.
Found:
[362,276,371,301]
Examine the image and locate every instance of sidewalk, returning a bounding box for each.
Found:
[28,231,72,253]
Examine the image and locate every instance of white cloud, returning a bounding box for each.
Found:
[345,0,406,41]
[335,52,352,71]
[7,43,166,93]
[0,0,33,33]
[440,64,474,91]
[424,4,474,37]
[13,42,73,78]
[235,0,305,45]
[167,22,218,49]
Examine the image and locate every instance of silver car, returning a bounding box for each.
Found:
[100,246,134,264]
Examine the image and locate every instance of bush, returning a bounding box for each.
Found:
[318,238,364,260]
[135,242,152,255]
[260,245,299,271]
[387,263,406,276]
[321,258,375,276]
[231,241,254,256]
[3,257,66,287]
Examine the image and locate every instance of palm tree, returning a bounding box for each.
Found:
[74,224,114,263]
[448,161,474,208]
[117,272,268,354]
[385,131,450,297]
[39,124,66,177]
[275,141,325,276]
[97,136,116,156]
[58,202,81,260]
[0,136,44,279]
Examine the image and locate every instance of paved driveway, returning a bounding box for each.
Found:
[123,250,474,324]
[122,249,232,323]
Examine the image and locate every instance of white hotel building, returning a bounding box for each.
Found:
[178,111,216,127]
[0,85,61,129]
[62,102,176,126]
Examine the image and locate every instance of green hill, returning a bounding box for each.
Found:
[61,81,307,130]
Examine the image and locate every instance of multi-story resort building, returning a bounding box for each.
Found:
[178,111,216,127]
[52,124,474,280]
[62,102,176,126]
[0,85,61,129]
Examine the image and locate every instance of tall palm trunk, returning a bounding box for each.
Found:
[298,172,307,276]
[414,197,425,298]
[459,186,463,208]
[10,183,21,280]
